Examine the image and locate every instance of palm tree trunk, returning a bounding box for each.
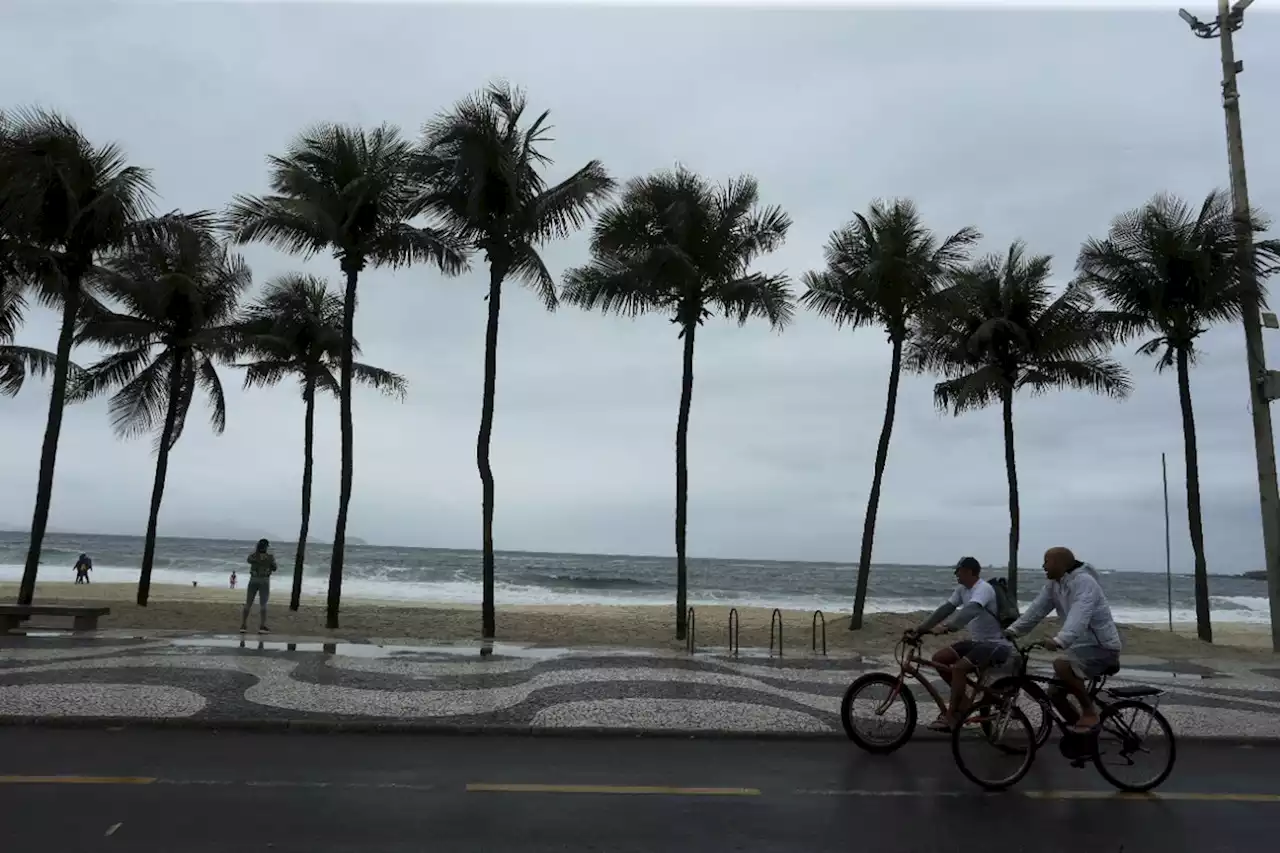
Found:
[1176,346,1212,643]
[327,267,358,630]
[138,356,185,607]
[291,376,316,612]
[18,284,81,605]
[674,321,697,641]
[1001,387,1020,601]
[851,338,903,630]
[478,263,506,641]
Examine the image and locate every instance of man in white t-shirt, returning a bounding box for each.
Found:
[910,556,1014,731]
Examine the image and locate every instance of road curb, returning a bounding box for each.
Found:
[2,715,1278,745]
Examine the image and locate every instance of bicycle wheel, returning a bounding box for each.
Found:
[841,672,918,754]
[951,702,1037,791]
[1092,699,1176,792]
[987,676,1053,749]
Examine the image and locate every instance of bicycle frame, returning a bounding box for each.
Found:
[1001,645,1166,744]
[878,636,1006,719]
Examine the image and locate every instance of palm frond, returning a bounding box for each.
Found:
[368,222,470,274]
[238,358,297,391]
[531,160,616,242]
[798,269,879,330]
[313,364,341,398]
[196,354,227,435]
[1018,354,1132,399]
[224,194,332,258]
[714,272,795,329]
[508,244,558,310]
[350,362,407,400]
[102,352,173,440]
[68,346,152,403]
[560,257,669,319]
[934,363,1006,414]
[0,344,63,397]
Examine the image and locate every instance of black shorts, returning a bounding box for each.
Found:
[950,640,1012,668]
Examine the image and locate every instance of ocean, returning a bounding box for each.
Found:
[0,531,1271,624]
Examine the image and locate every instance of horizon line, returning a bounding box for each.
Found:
[0,529,1255,576]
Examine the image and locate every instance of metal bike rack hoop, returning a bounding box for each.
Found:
[812,610,827,656]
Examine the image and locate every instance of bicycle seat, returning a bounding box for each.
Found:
[1105,685,1163,699]
[1101,663,1120,676]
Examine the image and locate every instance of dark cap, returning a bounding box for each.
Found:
[953,556,982,574]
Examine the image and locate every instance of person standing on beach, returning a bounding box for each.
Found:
[240,539,277,634]
[230,571,237,590]
[73,553,92,584]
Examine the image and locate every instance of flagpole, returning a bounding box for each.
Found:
[1163,453,1173,632]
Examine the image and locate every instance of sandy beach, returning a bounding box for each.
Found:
[2,581,1273,659]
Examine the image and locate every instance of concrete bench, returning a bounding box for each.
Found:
[0,604,111,632]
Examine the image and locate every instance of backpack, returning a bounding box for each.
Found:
[987,577,1020,628]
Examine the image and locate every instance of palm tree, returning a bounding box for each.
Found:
[0,108,154,605]
[226,122,466,628]
[801,199,980,630]
[70,215,250,605]
[908,242,1132,600]
[236,273,407,612]
[1075,191,1280,642]
[414,82,615,640]
[562,167,794,640]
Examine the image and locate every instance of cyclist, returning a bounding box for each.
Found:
[1004,546,1122,732]
[909,556,1013,731]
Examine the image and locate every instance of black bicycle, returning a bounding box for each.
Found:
[951,641,1177,792]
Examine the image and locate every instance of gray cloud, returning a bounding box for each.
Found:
[2,3,1279,573]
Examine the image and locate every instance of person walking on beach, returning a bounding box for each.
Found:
[230,571,237,590]
[240,539,277,634]
[73,553,93,584]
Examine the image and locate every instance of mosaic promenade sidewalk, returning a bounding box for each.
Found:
[2,632,1280,738]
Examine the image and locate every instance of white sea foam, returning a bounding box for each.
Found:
[1,564,1271,623]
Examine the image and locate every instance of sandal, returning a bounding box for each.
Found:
[927,715,952,732]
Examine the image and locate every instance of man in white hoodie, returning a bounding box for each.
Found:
[1004,546,1122,732]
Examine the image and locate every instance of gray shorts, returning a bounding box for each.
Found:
[1064,645,1120,679]
[951,640,1012,669]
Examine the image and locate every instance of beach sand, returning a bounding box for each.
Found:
[0,581,1273,660]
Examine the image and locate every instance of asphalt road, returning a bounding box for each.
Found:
[1,729,1277,852]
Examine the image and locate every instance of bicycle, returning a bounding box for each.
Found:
[840,631,1020,753]
[951,640,1177,792]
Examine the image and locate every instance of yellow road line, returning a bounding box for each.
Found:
[466,783,759,796]
[1025,790,1280,803]
[0,775,156,785]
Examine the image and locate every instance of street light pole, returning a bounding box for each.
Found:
[1180,0,1280,652]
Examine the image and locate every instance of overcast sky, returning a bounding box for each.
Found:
[2,2,1279,573]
